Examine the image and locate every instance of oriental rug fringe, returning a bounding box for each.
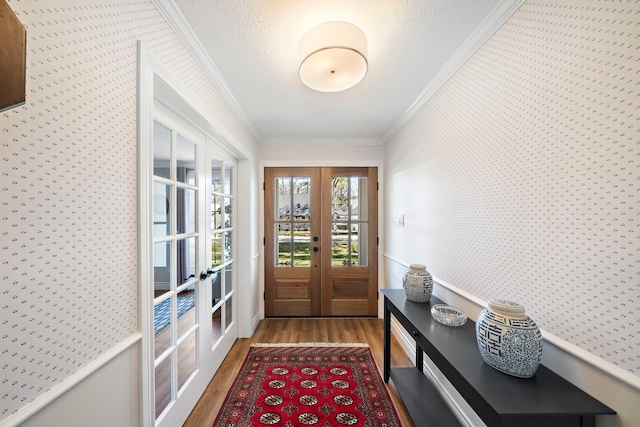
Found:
[212,344,401,427]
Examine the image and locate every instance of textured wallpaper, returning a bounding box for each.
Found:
[0,0,253,420]
[384,0,638,378]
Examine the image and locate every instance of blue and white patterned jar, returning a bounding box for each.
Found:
[476,300,543,378]
[402,264,433,303]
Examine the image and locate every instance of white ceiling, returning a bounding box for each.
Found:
[168,0,517,145]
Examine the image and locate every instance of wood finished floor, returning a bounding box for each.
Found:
[183,318,415,427]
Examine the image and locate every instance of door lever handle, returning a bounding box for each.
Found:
[199,268,214,280]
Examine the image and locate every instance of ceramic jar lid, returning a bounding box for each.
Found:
[488,300,527,318]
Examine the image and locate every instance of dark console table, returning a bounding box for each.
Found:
[381,289,615,427]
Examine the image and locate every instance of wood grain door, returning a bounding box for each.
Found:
[265,167,377,317]
[265,168,322,316]
[321,167,378,316]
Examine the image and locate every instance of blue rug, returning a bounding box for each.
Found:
[154,295,196,334]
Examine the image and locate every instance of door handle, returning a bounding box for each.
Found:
[199,268,214,280]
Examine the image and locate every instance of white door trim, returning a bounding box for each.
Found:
[258,160,385,320]
[137,41,240,427]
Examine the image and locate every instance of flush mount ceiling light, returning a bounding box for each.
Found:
[299,22,368,93]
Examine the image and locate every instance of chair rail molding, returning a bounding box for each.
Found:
[382,253,640,392]
[0,334,141,427]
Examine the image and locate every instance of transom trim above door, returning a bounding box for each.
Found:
[264,167,378,317]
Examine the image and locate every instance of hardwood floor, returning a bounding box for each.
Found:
[183,318,415,426]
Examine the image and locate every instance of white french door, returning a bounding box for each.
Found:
[202,140,238,379]
[147,101,237,427]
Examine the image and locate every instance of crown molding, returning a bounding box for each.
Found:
[151,0,263,143]
[382,0,527,143]
[151,0,526,147]
[260,137,384,147]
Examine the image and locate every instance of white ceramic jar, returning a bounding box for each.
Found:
[402,264,433,303]
[476,300,543,378]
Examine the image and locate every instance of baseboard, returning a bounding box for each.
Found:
[252,311,261,332]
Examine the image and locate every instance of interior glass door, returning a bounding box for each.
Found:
[205,151,237,372]
[142,72,239,426]
[152,116,202,424]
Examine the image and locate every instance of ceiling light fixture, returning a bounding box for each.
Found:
[299,22,368,93]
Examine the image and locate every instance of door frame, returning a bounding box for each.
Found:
[138,42,243,427]
[259,160,384,320]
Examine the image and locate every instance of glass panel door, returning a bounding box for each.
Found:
[264,168,321,317]
[321,167,377,316]
[208,157,235,348]
[264,167,377,317]
[152,118,201,421]
[143,77,239,427]
[203,146,237,380]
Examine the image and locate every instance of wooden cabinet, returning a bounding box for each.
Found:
[381,289,615,427]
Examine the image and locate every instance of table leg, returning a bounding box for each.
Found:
[383,298,391,382]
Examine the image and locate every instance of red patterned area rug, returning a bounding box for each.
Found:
[212,344,401,427]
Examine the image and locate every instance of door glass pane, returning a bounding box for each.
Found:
[154,297,172,358]
[212,306,222,344]
[212,195,223,230]
[177,187,196,234]
[211,232,222,267]
[155,355,171,418]
[293,223,310,267]
[332,228,349,267]
[176,237,196,285]
[351,177,367,220]
[293,177,311,220]
[153,121,171,179]
[352,223,368,266]
[177,331,196,393]
[331,177,348,222]
[211,158,222,192]
[224,266,233,296]
[211,270,222,306]
[177,288,196,335]
[275,177,291,221]
[224,196,232,228]
[224,163,232,194]
[225,297,233,330]
[154,241,171,298]
[276,224,292,267]
[223,231,232,262]
[154,183,171,238]
[176,135,195,185]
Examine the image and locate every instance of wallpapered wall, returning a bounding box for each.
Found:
[0,0,255,421]
[385,0,638,380]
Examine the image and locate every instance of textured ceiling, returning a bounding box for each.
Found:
[171,0,505,144]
